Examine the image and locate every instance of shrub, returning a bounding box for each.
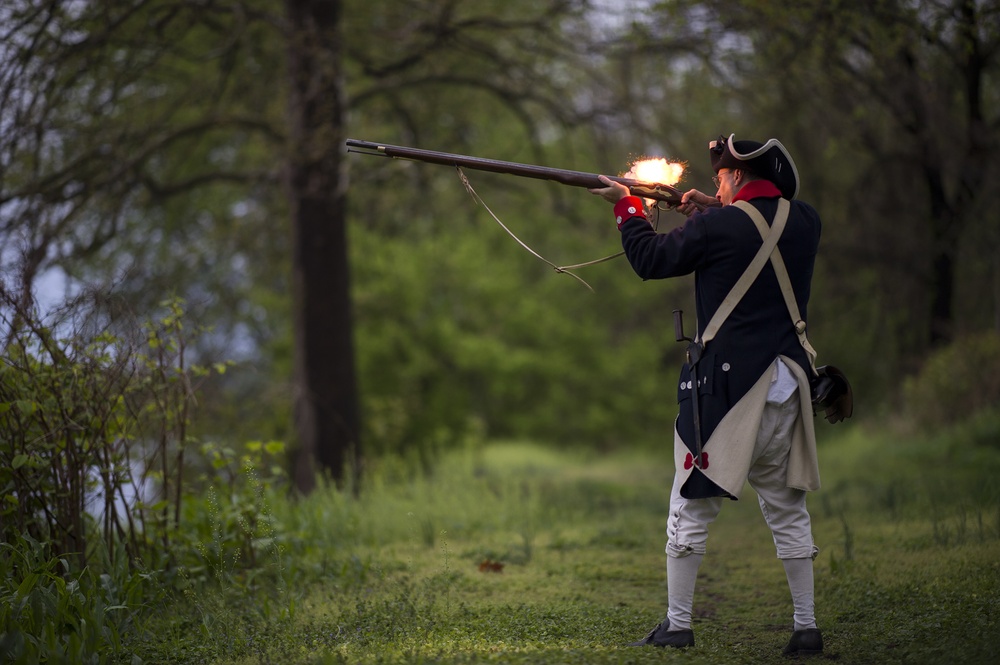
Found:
[903,331,1000,431]
[0,291,232,568]
[1,288,282,662]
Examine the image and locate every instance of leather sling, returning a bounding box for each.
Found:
[696,198,819,376]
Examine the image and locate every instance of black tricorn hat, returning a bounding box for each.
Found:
[709,134,800,199]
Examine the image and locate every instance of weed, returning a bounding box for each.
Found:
[0,534,154,663]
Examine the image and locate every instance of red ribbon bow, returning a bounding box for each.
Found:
[684,452,709,470]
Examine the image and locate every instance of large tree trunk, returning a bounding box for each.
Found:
[284,0,360,491]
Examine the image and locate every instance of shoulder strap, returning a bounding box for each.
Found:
[732,200,819,376]
[698,198,790,346]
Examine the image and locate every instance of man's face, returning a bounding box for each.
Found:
[713,168,738,205]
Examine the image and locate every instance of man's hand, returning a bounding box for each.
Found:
[588,175,631,203]
[676,189,719,216]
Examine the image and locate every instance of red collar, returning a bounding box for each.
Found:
[732,180,782,203]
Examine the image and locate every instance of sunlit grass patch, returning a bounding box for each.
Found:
[123,430,1000,665]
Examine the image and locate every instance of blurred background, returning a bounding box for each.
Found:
[3,0,999,500]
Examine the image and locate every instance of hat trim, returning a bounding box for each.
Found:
[727,134,800,199]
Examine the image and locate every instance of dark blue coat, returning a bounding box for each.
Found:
[619,194,821,498]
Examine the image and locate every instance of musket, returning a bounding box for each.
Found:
[345,139,686,206]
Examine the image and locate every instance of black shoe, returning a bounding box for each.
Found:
[783,628,823,656]
[628,620,695,648]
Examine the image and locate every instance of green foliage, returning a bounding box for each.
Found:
[0,311,135,563]
[172,440,290,587]
[0,280,293,665]
[902,331,1000,432]
[0,534,154,664]
[350,121,690,459]
[12,0,998,474]
[3,0,999,483]
[0,293,236,572]
[13,0,684,468]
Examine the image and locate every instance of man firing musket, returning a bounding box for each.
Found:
[347,135,851,657]
[589,134,850,656]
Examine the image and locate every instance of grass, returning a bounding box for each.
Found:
[125,424,1000,664]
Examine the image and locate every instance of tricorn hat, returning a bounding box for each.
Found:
[709,134,800,199]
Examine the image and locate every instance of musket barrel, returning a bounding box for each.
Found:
[345,139,683,205]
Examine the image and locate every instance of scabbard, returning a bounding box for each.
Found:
[686,342,705,467]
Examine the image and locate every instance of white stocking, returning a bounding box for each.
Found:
[666,552,704,630]
[782,557,817,630]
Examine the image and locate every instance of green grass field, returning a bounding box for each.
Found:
[134,420,1000,665]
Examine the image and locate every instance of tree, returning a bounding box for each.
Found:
[2,0,624,493]
[1,0,334,492]
[753,2,997,346]
[609,0,1000,396]
[285,0,610,485]
[283,0,359,492]
[741,0,1000,349]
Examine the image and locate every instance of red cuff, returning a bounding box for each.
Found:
[614,196,646,229]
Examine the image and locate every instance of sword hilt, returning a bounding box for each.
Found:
[673,309,693,343]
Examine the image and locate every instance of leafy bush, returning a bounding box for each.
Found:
[0,325,132,566]
[0,295,232,567]
[351,216,686,461]
[0,289,270,662]
[903,331,1000,431]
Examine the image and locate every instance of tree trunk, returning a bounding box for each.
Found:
[929,246,955,346]
[925,167,957,348]
[284,0,360,491]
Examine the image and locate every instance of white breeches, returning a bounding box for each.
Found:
[666,391,818,560]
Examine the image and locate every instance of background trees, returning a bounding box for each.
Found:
[627,0,1000,395]
[3,0,999,497]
